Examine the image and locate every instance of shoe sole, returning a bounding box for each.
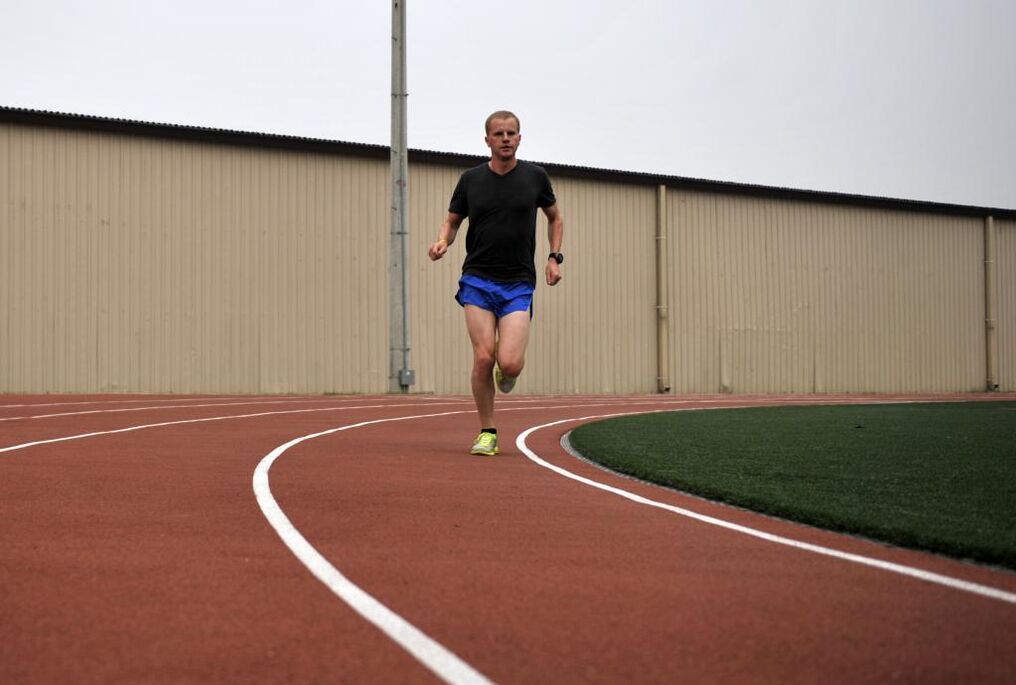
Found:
[495,367,516,394]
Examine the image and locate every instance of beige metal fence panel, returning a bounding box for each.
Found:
[1,123,389,394]
[408,161,472,394]
[250,148,389,394]
[409,164,658,395]
[667,190,985,393]
[526,175,657,394]
[997,219,1015,391]
[2,127,101,392]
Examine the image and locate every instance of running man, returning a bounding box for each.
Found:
[428,110,564,455]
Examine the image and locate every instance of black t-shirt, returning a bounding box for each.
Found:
[448,161,556,286]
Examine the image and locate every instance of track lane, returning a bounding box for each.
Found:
[521,413,1016,603]
[2,393,1014,684]
[0,396,472,451]
[0,396,373,422]
[0,398,475,684]
[270,395,1016,683]
[0,393,261,409]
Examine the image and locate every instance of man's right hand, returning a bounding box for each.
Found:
[428,238,448,261]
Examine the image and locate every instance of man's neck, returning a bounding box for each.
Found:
[488,157,518,175]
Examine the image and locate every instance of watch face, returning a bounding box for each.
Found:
[550,252,563,264]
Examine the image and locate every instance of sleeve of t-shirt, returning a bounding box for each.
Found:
[536,167,557,208]
[448,173,469,215]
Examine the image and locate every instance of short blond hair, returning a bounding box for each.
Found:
[485,110,520,134]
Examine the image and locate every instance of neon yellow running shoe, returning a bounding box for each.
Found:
[494,366,517,394]
[470,431,498,456]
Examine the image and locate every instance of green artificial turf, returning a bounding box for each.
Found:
[568,402,1016,569]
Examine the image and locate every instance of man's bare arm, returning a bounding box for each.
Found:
[429,212,464,261]
[542,203,564,285]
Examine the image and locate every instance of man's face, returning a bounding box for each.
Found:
[485,117,521,161]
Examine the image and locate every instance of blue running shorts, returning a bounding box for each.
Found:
[455,274,534,319]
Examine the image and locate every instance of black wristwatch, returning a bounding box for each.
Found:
[548,252,564,264]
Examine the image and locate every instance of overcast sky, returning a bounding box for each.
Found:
[2,0,1014,209]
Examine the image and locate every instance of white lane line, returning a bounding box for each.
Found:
[516,412,1016,606]
[0,401,470,455]
[253,409,496,685]
[0,395,289,409]
[249,400,707,685]
[8,395,1003,677]
[0,397,405,422]
[0,397,698,456]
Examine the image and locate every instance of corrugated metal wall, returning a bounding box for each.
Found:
[407,161,467,394]
[666,191,986,393]
[1,123,389,393]
[998,219,1015,391]
[2,118,1010,395]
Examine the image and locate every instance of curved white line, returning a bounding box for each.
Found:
[0,401,468,454]
[516,412,1016,605]
[253,410,496,685]
[0,395,311,409]
[0,397,380,422]
[6,394,1009,681]
[0,397,691,456]
[248,400,696,685]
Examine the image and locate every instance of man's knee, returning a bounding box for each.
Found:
[473,348,496,374]
[498,356,525,378]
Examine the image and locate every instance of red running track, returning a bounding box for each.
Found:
[1,393,1014,684]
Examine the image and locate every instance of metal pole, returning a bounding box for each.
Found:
[655,184,671,393]
[984,215,998,392]
[389,0,413,392]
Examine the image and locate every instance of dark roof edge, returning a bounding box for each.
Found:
[4,105,1014,220]
[0,105,392,160]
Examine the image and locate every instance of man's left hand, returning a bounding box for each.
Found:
[546,261,562,286]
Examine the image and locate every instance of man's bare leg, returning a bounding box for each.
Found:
[494,310,531,384]
[464,305,497,428]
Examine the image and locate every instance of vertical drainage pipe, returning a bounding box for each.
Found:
[984,215,998,391]
[656,184,671,393]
